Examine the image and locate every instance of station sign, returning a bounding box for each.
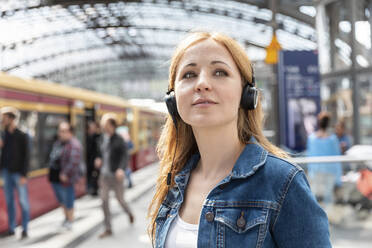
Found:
[278,50,321,152]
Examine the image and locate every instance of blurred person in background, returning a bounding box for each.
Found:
[48,122,82,230]
[86,121,101,196]
[116,125,134,188]
[0,106,30,239]
[335,118,353,180]
[95,113,134,238]
[335,119,352,155]
[307,111,343,210]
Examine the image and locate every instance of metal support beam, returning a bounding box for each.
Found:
[328,2,338,71]
[369,1,372,64]
[269,0,280,146]
[278,5,315,26]
[314,0,341,6]
[321,66,372,80]
[316,1,332,74]
[2,43,150,72]
[46,1,318,27]
[349,0,360,144]
[270,0,278,32]
[235,0,315,26]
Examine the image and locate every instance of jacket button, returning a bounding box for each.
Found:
[237,215,246,229]
[205,212,214,222]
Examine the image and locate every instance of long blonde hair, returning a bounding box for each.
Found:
[147,31,288,243]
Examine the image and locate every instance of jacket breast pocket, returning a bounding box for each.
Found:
[214,207,268,248]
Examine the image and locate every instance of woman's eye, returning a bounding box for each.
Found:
[182,71,196,79]
[215,70,228,77]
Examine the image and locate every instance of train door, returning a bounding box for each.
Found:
[82,107,96,159]
[84,108,95,124]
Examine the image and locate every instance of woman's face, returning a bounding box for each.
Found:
[174,39,243,128]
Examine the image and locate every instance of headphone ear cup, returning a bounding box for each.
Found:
[164,93,179,126]
[241,84,259,110]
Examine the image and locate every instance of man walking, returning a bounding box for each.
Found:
[48,121,82,230]
[0,106,30,238]
[95,113,134,238]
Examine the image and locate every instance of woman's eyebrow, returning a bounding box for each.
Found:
[183,62,197,68]
[179,60,231,71]
[211,60,231,69]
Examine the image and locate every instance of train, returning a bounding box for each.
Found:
[0,72,165,233]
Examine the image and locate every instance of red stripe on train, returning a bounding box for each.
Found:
[0,88,70,106]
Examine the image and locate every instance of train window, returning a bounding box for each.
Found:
[138,117,148,148]
[18,111,39,172]
[359,78,372,145]
[150,117,162,146]
[137,112,163,149]
[74,114,86,158]
[147,118,155,146]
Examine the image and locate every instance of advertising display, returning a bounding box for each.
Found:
[278,50,321,152]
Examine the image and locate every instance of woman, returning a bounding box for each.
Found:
[307,111,342,210]
[148,32,331,248]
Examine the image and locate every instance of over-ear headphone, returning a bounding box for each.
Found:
[164,89,179,128]
[240,74,259,111]
[164,66,258,127]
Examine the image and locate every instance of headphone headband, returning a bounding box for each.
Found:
[250,75,256,87]
[248,65,256,87]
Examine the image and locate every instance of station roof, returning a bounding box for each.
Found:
[0,0,316,99]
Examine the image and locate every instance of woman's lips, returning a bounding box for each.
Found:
[192,98,217,106]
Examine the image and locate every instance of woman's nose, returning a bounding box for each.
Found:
[195,72,212,92]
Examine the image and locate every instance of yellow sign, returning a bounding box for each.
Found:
[265,35,281,64]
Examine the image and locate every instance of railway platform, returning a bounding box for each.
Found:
[0,163,158,248]
[1,161,372,248]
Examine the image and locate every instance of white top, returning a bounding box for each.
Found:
[165,214,199,248]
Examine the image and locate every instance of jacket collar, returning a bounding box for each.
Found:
[173,153,200,195]
[230,139,268,179]
[174,136,268,187]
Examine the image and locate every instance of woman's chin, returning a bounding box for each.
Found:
[188,119,235,130]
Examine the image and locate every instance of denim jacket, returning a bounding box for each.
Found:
[155,140,332,248]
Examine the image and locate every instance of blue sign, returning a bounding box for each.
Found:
[278,50,321,152]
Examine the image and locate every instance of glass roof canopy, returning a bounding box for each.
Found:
[0,0,316,99]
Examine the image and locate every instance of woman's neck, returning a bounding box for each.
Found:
[316,129,330,138]
[192,122,244,181]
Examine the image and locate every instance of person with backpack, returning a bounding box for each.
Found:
[48,121,83,230]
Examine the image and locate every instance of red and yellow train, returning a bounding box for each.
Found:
[0,72,164,233]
